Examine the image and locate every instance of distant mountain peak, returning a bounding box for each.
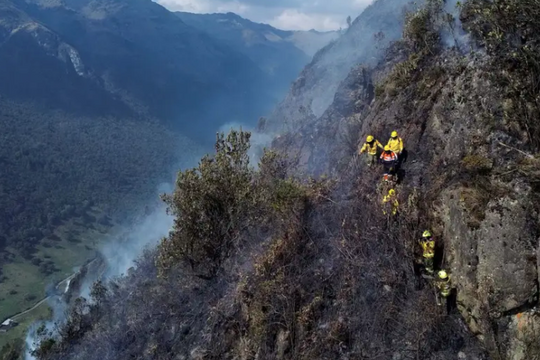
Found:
[175,11,339,58]
[25,0,64,8]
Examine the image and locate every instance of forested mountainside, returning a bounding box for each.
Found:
[22,0,540,360]
[0,100,189,257]
[0,0,330,257]
[175,11,339,95]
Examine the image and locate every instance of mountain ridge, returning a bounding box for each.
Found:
[175,11,339,57]
[265,0,408,133]
[175,10,339,95]
[2,0,275,139]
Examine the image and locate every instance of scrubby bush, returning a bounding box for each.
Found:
[379,0,452,96]
[25,294,37,302]
[157,130,254,279]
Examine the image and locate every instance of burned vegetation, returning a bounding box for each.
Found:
[31,128,484,360]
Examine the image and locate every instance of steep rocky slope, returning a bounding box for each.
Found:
[265,0,408,132]
[0,0,132,117]
[286,50,540,359]
[269,0,540,359]
[22,1,540,360]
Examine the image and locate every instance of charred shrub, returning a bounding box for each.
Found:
[464,0,540,150]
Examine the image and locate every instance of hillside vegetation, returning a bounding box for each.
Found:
[0,100,186,257]
[0,0,334,355]
[13,0,540,360]
[3,0,272,141]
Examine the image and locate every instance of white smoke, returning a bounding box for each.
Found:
[77,200,174,300]
[218,122,275,167]
[23,142,204,359]
[24,203,176,360]
[100,200,172,278]
[25,295,69,360]
[443,0,470,50]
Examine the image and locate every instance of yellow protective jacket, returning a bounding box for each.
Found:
[359,140,383,155]
[419,239,435,258]
[382,194,399,215]
[387,137,404,154]
[436,277,452,297]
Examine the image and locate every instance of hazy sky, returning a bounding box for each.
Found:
[156,0,375,31]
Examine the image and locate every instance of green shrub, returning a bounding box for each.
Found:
[157,130,254,279]
[156,131,330,279]
[461,155,494,174]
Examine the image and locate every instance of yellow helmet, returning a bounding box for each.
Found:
[384,145,391,151]
[388,189,396,196]
[438,270,448,279]
[422,230,432,238]
[391,131,398,138]
[366,135,374,142]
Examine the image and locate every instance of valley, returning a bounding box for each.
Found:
[0,207,116,349]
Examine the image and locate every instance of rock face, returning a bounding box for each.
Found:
[441,186,539,359]
[271,25,540,360]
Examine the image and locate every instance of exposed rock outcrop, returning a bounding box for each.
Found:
[272,28,540,360]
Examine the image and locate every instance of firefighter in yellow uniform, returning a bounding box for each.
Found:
[359,135,383,167]
[386,131,404,155]
[419,230,435,274]
[382,188,399,216]
[435,270,453,308]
